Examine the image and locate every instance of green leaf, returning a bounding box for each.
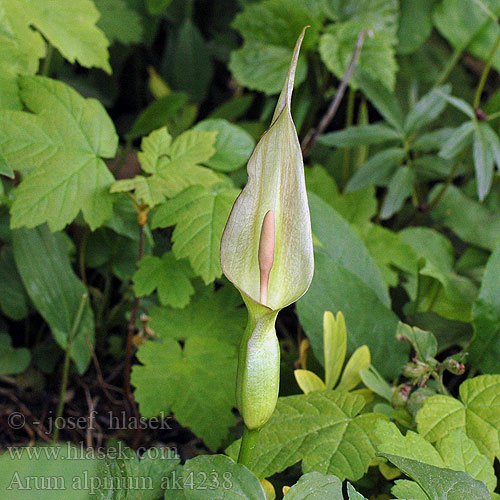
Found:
[295,369,327,394]
[0,245,29,320]
[132,336,238,450]
[429,184,500,251]
[133,252,194,308]
[229,42,308,95]
[376,420,497,494]
[319,123,402,148]
[148,285,246,346]
[359,366,393,402]
[128,93,190,140]
[361,225,419,287]
[0,443,100,500]
[0,0,46,109]
[227,391,386,481]
[404,85,451,134]
[416,375,500,462]
[396,322,437,362]
[145,0,173,15]
[166,19,213,102]
[345,148,406,192]
[473,122,500,201]
[297,194,408,378]
[380,453,491,500]
[337,345,371,391]
[5,76,118,231]
[94,447,179,500]
[0,333,30,375]
[397,0,435,54]
[470,242,500,373]
[380,166,415,219]
[231,0,319,49]
[113,126,223,206]
[229,0,319,94]
[306,166,377,228]
[94,0,143,45]
[357,72,404,130]
[180,455,267,499]
[285,472,343,499]
[347,482,368,499]
[319,22,397,91]
[193,119,255,172]
[0,157,14,178]
[439,121,475,159]
[324,311,347,390]
[21,0,110,73]
[434,0,500,76]
[320,0,398,90]
[413,128,455,152]
[12,226,95,374]
[152,183,239,284]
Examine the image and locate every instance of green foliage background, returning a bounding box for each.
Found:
[1,0,500,498]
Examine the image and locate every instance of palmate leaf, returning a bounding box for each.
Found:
[152,183,239,284]
[320,22,398,91]
[112,126,222,208]
[0,0,110,79]
[229,0,319,94]
[416,375,500,462]
[380,453,491,500]
[149,285,246,346]
[132,336,238,450]
[227,390,386,481]
[376,421,496,495]
[133,252,194,308]
[0,0,46,109]
[3,76,118,231]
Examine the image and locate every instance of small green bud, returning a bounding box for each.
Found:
[443,356,466,375]
[391,384,412,408]
[220,28,313,430]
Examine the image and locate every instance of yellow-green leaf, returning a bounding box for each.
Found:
[294,369,326,394]
[324,311,347,390]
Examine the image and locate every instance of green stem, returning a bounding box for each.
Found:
[53,294,88,443]
[41,44,54,77]
[474,30,500,109]
[238,427,260,468]
[434,46,464,87]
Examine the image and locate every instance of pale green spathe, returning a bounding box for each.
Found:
[221,27,314,430]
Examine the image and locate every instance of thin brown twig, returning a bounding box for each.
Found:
[86,333,123,405]
[124,220,145,449]
[301,29,368,156]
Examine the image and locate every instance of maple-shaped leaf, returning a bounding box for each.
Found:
[132,335,238,450]
[111,126,223,207]
[4,76,118,231]
[227,390,386,481]
[133,252,194,308]
[416,375,500,462]
[152,183,239,284]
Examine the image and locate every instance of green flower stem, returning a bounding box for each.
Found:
[237,426,260,468]
[474,30,500,109]
[53,293,88,443]
[236,301,279,431]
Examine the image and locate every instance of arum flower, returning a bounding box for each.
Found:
[220,27,314,432]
